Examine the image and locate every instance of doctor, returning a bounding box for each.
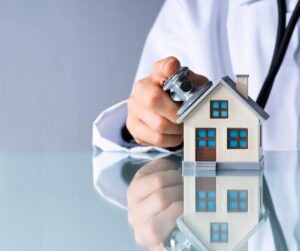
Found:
[93,0,299,152]
[93,0,299,250]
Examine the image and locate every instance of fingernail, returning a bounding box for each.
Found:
[161,77,168,84]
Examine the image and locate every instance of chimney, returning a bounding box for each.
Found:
[236,74,249,98]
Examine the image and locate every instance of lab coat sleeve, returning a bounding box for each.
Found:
[93,0,189,152]
[133,0,193,83]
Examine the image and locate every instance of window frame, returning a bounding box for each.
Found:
[196,177,216,212]
[227,128,248,149]
[227,190,248,212]
[210,100,229,119]
[196,128,216,149]
[210,223,228,243]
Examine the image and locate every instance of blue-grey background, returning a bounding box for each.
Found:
[0,0,163,151]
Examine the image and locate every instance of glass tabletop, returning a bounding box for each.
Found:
[1,151,298,251]
[0,152,142,251]
[93,151,300,251]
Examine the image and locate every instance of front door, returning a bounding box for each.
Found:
[195,128,216,161]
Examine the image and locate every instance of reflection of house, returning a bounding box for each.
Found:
[181,169,264,251]
[171,74,269,251]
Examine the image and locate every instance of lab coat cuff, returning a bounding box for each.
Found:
[92,100,181,153]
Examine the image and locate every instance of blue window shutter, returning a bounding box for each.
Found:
[212,101,219,108]
[208,191,216,199]
[198,201,206,210]
[229,201,237,210]
[240,130,247,138]
[239,191,247,199]
[229,140,237,148]
[212,110,219,117]
[229,191,237,199]
[198,191,206,199]
[221,224,227,231]
[240,202,247,210]
[221,101,228,108]
[198,129,206,137]
[212,233,219,242]
[221,111,228,117]
[208,201,216,211]
[207,129,215,138]
[212,224,219,231]
[229,130,238,138]
[198,140,206,148]
[207,140,216,148]
[239,140,247,148]
[221,233,227,242]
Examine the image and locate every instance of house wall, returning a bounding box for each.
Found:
[183,175,260,251]
[183,84,261,162]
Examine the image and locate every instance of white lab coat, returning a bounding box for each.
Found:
[93,0,300,152]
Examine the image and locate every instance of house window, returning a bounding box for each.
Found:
[227,190,248,212]
[210,223,228,243]
[227,128,248,149]
[196,177,216,212]
[210,100,228,118]
[196,128,216,148]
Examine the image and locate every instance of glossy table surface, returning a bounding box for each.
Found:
[93,151,300,251]
[1,151,299,251]
[0,152,142,251]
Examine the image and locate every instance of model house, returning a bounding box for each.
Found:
[164,71,269,251]
[178,75,269,164]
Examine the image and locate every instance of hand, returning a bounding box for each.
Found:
[127,158,183,251]
[126,56,208,148]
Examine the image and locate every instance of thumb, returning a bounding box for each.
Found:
[152,56,181,85]
[152,56,209,87]
[162,57,181,78]
[161,57,209,86]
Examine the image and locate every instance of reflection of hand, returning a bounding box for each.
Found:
[127,158,183,251]
[126,56,208,148]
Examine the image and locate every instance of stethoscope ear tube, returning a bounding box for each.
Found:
[256,0,300,109]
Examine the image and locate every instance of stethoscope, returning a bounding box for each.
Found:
[256,0,300,109]
[259,1,299,251]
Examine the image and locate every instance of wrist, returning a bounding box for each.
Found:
[121,123,136,144]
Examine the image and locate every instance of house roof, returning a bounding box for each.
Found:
[177,76,270,124]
